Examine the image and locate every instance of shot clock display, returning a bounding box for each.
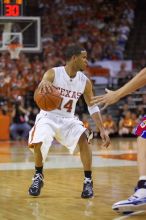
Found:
[0,0,23,16]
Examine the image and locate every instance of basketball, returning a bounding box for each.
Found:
[34,86,62,111]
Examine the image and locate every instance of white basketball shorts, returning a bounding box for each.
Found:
[28,110,86,162]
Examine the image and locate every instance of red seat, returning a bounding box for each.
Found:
[86,66,110,77]
[0,115,10,140]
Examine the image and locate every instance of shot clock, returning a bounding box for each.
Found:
[0,0,23,16]
[0,0,41,57]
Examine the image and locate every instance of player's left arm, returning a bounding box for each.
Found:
[83,78,110,147]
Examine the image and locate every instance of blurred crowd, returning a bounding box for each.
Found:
[0,0,143,140]
[1,94,145,141]
[0,92,144,141]
[0,0,136,103]
[39,0,136,62]
[81,102,146,139]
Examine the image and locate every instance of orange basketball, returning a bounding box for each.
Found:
[34,86,62,111]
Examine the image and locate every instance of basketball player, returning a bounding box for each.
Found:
[91,67,146,213]
[28,45,110,198]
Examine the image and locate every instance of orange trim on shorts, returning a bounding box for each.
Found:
[29,125,36,148]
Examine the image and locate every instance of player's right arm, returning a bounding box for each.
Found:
[83,78,110,148]
[38,69,55,93]
[91,67,146,109]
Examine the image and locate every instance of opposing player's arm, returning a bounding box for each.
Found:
[114,67,146,99]
[38,69,55,93]
[91,67,146,108]
[83,79,110,148]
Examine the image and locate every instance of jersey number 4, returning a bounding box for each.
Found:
[59,100,73,112]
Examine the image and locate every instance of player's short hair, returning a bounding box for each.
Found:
[64,44,86,60]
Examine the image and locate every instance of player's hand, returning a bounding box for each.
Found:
[99,130,111,148]
[90,89,119,110]
[38,80,53,93]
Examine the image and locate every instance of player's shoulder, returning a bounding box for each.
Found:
[77,70,88,82]
[52,66,64,71]
[52,66,66,77]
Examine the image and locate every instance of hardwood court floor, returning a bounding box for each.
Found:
[0,138,146,220]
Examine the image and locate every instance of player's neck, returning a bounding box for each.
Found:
[64,65,78,78]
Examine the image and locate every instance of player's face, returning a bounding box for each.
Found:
[76,51,88,71]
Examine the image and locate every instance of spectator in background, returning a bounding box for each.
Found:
[137,105,145,119]
[118,111,136,136]
[10,96,31,141]
[102,114,117,136]
[0,71,10,103]
[27,107,39,127]
[118,103,129,118]
[142,94,146,107]
[131,112,139,126]
[126,95,135,107]
[0,102,9,116]
[136,58,146,71]
[117,63,130,87]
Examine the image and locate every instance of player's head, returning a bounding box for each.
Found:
[64,44,88,70]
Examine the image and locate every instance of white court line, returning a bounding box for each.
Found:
[0,149,137,155]
[92,150,137,155]
[0,155,137,171]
